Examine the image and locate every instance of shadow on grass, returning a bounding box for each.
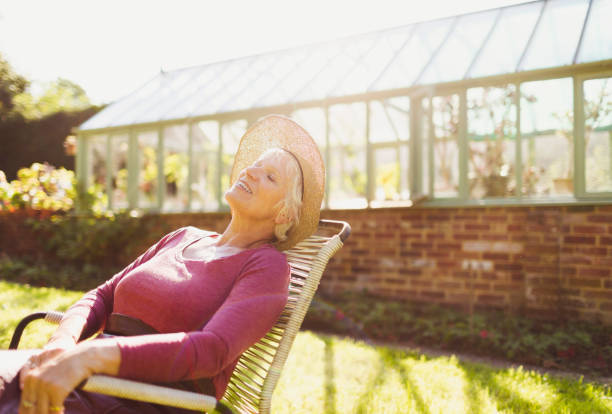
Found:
[323,337,336,414]
[379,348,431,414]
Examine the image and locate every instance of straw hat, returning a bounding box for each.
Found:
[230,114,325,250]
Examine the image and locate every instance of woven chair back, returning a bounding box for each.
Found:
[221,220,347,414]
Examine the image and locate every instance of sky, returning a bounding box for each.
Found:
[0,0,531,105]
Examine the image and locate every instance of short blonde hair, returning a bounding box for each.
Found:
[259,148,303,243]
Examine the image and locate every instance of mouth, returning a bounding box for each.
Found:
[236,180,252,194]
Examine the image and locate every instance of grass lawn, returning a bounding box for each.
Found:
[1,281,610,413]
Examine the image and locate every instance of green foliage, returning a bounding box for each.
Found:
[26,212,157,267]
[304,290,612,376]
[13,78,91,120]
[0,52,28,121]
[0,255,111,291]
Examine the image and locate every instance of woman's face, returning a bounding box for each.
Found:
[225,150,295,222]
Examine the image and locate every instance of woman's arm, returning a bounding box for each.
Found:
[114,248,290,388]
[59,228,186,341]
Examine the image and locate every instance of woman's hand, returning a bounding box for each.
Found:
[19,337,77,391]
[18,339,120,414]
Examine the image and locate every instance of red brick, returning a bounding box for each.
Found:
[465,223,491,231]
[600,302,612,311]
[455,233,479,240]
[563,236,596,244]
[507,224,524,232]
[477,294,505,303]
[574,225,606,234]
[495,263,522,271]
[587,214,612,223]
[483,214,507,222]
[437,242,461,250]
[578,267,610,277]
[599,236,612,245]
[420,290,445,299]
[568,277,602,288]
[483,252,510,260]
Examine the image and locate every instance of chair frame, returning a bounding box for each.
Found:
[9,219,351,414]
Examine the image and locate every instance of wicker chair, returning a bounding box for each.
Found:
[9,219,351,414]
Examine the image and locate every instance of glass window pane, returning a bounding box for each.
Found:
[221,119,247,208]
[520,78,573,196]
[584,77,612,193]
[577,0,612,63]
[371,18,454,91]
[328,103,367,208]
[109,134,128,210]
[467,85,517,199]
[421,98,430,196]
[137,131,159,209]
[87,135,108,208]
[470,2,543,78]
[162,125,189,212]
[192,121,220,211]
[432,94,460,197]
[521,0,589,71]
[371,145,410,206]
[369,97,410,143]
[421,10,498,84]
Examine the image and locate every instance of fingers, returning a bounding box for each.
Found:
[35,391,49,414]
[20,366,67,414]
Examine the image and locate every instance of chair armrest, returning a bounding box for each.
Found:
[82,375,235,414]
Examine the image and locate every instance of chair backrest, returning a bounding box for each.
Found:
[221,219,350,414]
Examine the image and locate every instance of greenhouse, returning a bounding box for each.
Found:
[75,0,612,213]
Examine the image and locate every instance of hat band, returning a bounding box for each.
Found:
[280,148,304,200]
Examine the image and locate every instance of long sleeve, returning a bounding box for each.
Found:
[114,248,289,396]
[60,228,186,341]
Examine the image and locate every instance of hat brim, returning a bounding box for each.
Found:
[230,115,325,250]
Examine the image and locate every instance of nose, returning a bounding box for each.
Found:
[245,165,260,180]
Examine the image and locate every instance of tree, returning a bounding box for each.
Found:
[14,78,91,119]
[0,52,28,121]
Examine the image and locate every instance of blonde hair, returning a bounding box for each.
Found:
[259,148,303,243]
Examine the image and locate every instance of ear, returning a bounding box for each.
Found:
[274,206,292,225]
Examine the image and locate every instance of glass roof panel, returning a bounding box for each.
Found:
[259,41,344,106]
[79,0,611,132]
[420,9,498,84]
[520,0,590,71]
[370,17,455,92]
[192,57,261,116]
[230,48,310,110]
[210,54,280,113]
[469,1,543,78]
[80,75,164,130]
[576,0,612,63]
[292,35,378,102]
[161,62,228,120]
[126,66,212,124]
[331,26,413,97]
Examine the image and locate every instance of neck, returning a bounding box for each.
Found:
[216,215,275,249]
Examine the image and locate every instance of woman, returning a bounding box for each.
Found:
[0,114,325,414]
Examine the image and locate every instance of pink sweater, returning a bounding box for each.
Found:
[63,227,290,399]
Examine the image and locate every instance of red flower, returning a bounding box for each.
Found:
[335,310,345,320]
[479,330,489,339]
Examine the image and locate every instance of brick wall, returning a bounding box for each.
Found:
[156,205,612,323]
[2,205,611,323]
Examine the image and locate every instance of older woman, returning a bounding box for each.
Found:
[0,115,325,414]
